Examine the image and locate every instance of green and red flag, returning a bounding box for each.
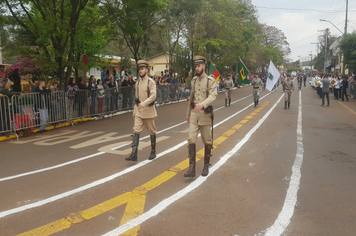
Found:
[209,64,221,83]
[238,58,250,85]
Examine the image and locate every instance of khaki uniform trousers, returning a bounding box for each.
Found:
[188,123,212,145]
[253,88,260,102]
[225,90,231,99]
[284,90,291,102]
[133,116,157,135]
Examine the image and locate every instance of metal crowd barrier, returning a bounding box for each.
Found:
[11,91,67,132]
[0,95,13,135]
[1,83,190,136]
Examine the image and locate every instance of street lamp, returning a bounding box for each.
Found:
[319,19,343,34]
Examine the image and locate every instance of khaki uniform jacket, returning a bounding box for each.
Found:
[283,79,294,91]
[224,79,234,89]
[186,75,218,126]
[134,75,157,119]
[252,78,262,88]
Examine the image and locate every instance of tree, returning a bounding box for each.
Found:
[106,0,167,76]
[1,0,91,89]
[339,33,356,73]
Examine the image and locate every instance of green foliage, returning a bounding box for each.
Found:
[340,33,356,73]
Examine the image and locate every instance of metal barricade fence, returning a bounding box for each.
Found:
[0,95,13,135]
[11,91,67,132]
[2,83,191,136]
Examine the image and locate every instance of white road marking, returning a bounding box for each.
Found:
[264,90,304,236]
[0,92,270,219]
[0,94,252,183]
[101,94,285,236]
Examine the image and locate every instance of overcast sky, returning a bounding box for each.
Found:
[251,0,356,62]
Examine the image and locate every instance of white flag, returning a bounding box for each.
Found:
[266,60,281,91]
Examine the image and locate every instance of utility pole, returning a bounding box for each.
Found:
[345,0,348,35]
[324,28,329,74]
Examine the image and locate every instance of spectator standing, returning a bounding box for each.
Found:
[101,67,106,84]
[76,77,88,117]
[35,80,51,133]
[103,79,111,112]
[321,76,330,107]
[30,77,39,93]
[96,79,104,113]
[48,80,60,123]
[0,81,24,132]
[0,65,6,81]
[88,76,97,115]
[121,76,129,110]
[66,77,78,121]
[9,68,22,92]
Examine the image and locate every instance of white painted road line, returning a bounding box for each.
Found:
[101,94,285,236]
[0,93,253,183]
[0,92,270,219]
[264,90,304,236]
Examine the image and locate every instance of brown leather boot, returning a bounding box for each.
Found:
[184,144,196,178]
[202,145,212,177]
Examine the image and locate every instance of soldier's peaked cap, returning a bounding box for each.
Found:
[138,60,150,68]
[193,55,207,65]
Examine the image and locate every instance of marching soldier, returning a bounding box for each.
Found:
[283,74,294,109]
[251,73,262,107]
[126,60,157,162]
[185,55,218,177]
[224,74,233,106]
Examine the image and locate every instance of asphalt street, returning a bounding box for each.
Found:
[0,80,355,236]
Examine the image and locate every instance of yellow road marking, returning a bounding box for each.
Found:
[339,102,356,116]
[18,102,270,236]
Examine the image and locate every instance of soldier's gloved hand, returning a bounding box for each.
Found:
[194,103,204,112]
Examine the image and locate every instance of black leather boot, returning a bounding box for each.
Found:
[257,99,259,105]
[125,133,139,161]
[202,145,212,177]
[229,99,231,106]
[284,101,287,109]
[184,144,196,178]
[254,101,257,107]
[148,135,156,160]
[225,99,227,107]
[288,102,290,109]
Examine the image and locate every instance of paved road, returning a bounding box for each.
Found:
[0,81,355,236]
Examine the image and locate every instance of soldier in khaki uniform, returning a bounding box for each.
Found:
[251,73,262,107]
[224,74,233,106]
[282,74,294,109]
[185,56,218,177]
[126,60,157,162]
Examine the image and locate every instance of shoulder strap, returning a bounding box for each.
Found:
[136,79,140,99]
[206,77,210,99]
[147,79,150,98]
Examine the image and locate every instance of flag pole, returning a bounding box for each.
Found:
[238,56,251,75]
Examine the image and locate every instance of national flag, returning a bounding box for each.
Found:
[238,59,250,85]
[266,60,281,91]
[209,64,221,83]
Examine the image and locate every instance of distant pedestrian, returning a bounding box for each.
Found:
[341,75,349,102]
[321,76,330,107]
[35,80,51,132]
[96,79,104,113]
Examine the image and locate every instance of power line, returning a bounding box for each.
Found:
[255,6,356,13]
